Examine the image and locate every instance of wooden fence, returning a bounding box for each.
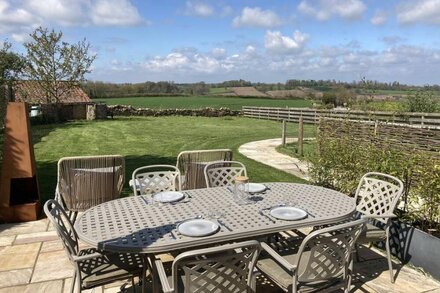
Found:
[242,106,440,129]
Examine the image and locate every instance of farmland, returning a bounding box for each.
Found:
[94,95,313,110]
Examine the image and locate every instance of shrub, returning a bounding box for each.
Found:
[309,119,440,235]
[405,91,438,112]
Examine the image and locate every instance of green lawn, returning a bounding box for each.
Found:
[276,140,317,160]
[93,96,313,110]
[32,116,316,202]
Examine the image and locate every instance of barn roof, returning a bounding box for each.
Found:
[13,80,91,104]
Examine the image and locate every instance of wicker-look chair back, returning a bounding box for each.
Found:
[132,165,181,196]
[355,172,404,224]
[57,155,125,213]
[44,199,79,262]
[176,149,233,190]
[295,219,365,285]
[204,160,247,187]
[171,240,260,293]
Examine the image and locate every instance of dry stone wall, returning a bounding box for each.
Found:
[108,105,241,117]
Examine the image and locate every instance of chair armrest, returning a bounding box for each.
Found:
[155,259,174,293]
[260,242,297,272]
[362,213,397,219]
[72,252,103,262]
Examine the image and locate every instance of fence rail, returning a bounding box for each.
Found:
[242,106,440,129]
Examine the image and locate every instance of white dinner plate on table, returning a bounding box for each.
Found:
[270,207,308,221]
[178,219,220,237]
[153,191,184,203]
[239,183,267,193]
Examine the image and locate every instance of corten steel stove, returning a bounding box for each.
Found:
[0,102,40,222]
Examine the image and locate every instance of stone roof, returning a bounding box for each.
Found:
[12,80,91,104]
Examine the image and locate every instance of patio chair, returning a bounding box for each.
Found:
[176,149,233,190]
[56,155,125,222]
[131,165,181,196]
[257,218,366,293]
[204,160,247,187]
[154,240,261,293]
[354,172,404,283]
[44,200,143,293]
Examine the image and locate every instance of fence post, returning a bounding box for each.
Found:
[298,116,304,156]
[282,119,287,146]
[374,120,379,136]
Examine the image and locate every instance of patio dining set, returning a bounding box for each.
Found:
[48,149,404,293]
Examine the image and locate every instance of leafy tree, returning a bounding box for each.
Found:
[24,27,96,103]
[0,41,25,85]
[406,91,438,113]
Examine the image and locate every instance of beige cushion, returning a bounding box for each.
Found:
[357,223,387,243]
[257,250,343,292]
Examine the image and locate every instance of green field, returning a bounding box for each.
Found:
[209,87,233,94]
[32,116,316,202]
[93,96,313,110]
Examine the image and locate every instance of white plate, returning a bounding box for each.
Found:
[270,206,308,221]
[240,183,267,193]
[153,191,184,203]
[178,219,220,237]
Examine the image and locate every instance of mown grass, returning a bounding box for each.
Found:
[276,140,317,160]
[93,96,313,110]
[32,116,316,202]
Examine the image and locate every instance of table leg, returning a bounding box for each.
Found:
[142,254,160,293]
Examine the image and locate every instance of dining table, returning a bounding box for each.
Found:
[74,182,356,292]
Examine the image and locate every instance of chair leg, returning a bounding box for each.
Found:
[345,258,353,293]
[70,271,77,293]
[385,238,394,283]
[354,244,361,262]
[132,277,136,293]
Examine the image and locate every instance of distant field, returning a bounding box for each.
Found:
[209,87,232,94]
[94,96,313,110]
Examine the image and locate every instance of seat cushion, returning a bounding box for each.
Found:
[78,248,143,289]
[357,223,387,243]
[257,250,344,292]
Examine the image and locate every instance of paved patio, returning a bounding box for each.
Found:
[0,137,439,292]
[0,217,439,292]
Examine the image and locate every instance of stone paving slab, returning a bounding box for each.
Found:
[0,279,64,293]
[0,236,15,247]
[14,231,58,245]
[32,249,73,283]
[239,138,310,180]
[0,219,49,237]
[0,242,41,272]
[0,269,32,288]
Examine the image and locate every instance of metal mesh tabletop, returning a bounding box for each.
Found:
[75,183,355,253]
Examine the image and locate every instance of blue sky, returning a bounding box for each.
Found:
[1,0,440,85]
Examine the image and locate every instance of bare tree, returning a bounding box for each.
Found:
[24,27,96,103]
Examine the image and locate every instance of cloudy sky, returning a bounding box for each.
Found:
[1,0,440,85]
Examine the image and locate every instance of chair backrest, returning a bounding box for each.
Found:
[176,149,233,190]
[44,199,79,262]
[294,219,366,284]
[204,161,247,187]
[57,155,125,212]
[354,172,404,224]
[132,165,181,196]
[171,240,260,293]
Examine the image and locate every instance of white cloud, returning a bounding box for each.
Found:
[91,0,145,26]
[0,0,41,41]
[185,1,214,17]
[397,0,440,25]
[26,0,86,26]
[212,48,227,58]
[264,30,308,54]
[0,0,147,39]
[233,7,282,28]
[298,0,366,21]
[92,42,440,85]
[371,10,388,25]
